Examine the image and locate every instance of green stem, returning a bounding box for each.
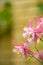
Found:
[35,45,39,53]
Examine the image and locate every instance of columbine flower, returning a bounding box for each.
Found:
[12,41,29,57]
[13,40,43,61]
[12,40,34,57]
[23,20,35,42]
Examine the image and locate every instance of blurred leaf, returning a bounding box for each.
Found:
[37,2,43,11]
[0,2,12,35]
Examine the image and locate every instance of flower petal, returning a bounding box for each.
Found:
[24,27,28,32]
[34,17,41,23]
[28,20,32,27]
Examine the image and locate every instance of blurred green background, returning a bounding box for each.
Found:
[0,0,43,65]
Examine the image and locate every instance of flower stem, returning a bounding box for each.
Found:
[35,45,39,53]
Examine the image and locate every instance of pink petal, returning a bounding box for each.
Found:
[34,17,41,23]
[35,27,42,33]
[22,41,28,48]
[24,48,33,55]
[39,50,43,60]
[28,20,32,27]
[24,27,28,32]
[12,40,20,46]
[41,18,43,22]
[13,49,18,52]
[33,53,39,59]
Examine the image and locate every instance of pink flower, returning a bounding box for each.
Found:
[12,40,34,57]
[13,41,43,61]
[23,20,39,42]
[23,20,35,42]
[12,40,29,57]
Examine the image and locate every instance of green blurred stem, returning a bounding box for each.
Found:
[35,45,39,53]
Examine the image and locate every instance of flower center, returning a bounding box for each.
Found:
[27,33,32,38]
